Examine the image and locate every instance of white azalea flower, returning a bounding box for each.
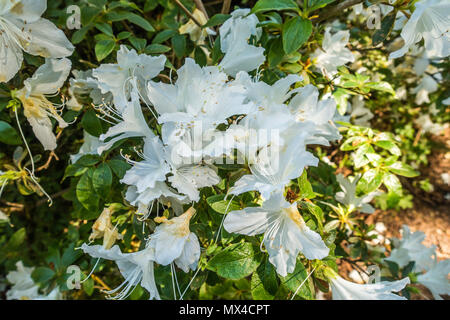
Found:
[414,114,448,135]
[93,45,166,111]
[98,89,154,154]
[67,69,111,111]
[168,163,221,202]
[149,207,201,272]
[329,271,410,300]
[335,174,380,214]
[121,136,171,194]
[412,74,439,105]
[224,192,329,276]
[288,84,342,145]
[70,131,106,164]
[81,243,160,300]
[349,96,374,127]
[389,0,450,59]
[15,58,71,150]
[218,9,265,76]
[149,58,251,130]
[417,260,450,300]
[385,225,437,272]
[0,0,74,83]
[311,27,355,76]
[125,183,187,218]
[6,261,62,300]
[229,126,318,199]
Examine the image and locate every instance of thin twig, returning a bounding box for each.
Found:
[221,0,232,14]
[313,0,365,23]
[173,0,203,27]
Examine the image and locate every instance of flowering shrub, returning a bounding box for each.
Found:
[0,0,449,300]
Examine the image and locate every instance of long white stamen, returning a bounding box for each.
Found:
[290,266,316,300]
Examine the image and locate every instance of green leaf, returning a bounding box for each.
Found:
[76,168,100,211]
[75,154,101,167]
[358,169,384,194]
[365,81,395,95]
[92,163,112,198]
[145,44,171,54]
[251,259,278,300]
[387,162,419,177]
[372,10,396,46]
[71,25,93,44]
[83,277,95,296]
[62,243,82,267]
[108,159,131,178]
[31,267,55,284]
[152,29,177,44]
[0,121,21,145]
[206,194,240,214]
[63,164,88,181]
[383,173,402,193]
[282,16,312,54]
[268,37,285,68]
[126,12,154,31]
[129,37,147,51]
[374,140,401,156]
[340,137,368,151]
[207,242,262,279]
[203,14,231,28]
[280,260,314,299]
[252,0,299,14]
[81,109,103,137]
[95,22,114,37]
[307,0,336,12]
[171,34,186,59]
[194,46,207,67]
[297,171,315,199]
[6,228,26,249]
[95,39,116,61]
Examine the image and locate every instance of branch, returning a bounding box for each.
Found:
[173,0,203,27]
[314,0,365,23]
[221,0,232,14]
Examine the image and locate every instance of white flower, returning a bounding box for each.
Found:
[6,261,62,300]
[98,89,154,154]
[149,207,201,272]
[93,45,166,111]
[414,114,448,135]
[389,0,450,59]
[15,58,71,150]
[229,126,318,199]
[349,96,374,127]
[0,0,74,83]
[67,69,111,111]
[224,192,329,276]
[288,84,342,145]
[412,74,439,105]
[81,243,160,300]
[149,58,251,130]
[218,9,265,77]
[167,163,221,202]
[311,27,355,76]
[335,174,380,214]
[121,136,171,194]
[70,131,106,164]
[417,260,450,300]
[385,225,437,272]
[125,183,187,218]
[329,272,410,300]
